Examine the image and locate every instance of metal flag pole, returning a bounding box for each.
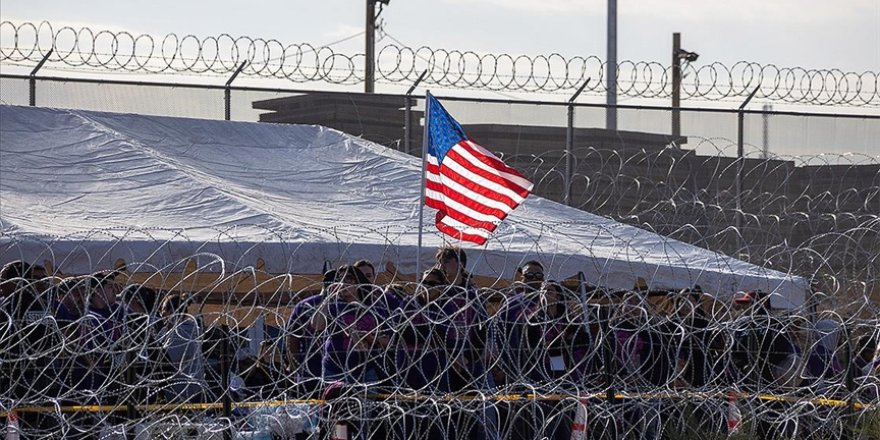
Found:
[416,90,432,274]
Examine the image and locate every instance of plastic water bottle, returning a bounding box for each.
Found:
[330,422,348,440]
[6,410,20,440]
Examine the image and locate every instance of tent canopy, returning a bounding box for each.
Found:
[0,105,808,308]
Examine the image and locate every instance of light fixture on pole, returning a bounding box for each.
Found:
[671,32,698,145]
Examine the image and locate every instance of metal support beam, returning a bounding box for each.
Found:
[735,85,761,255]
[565,78,591,206]
[224,62,248,121]
[671,33,681,144]
[29,49,53,107]
[404,70,428,155]
[605,0,617,131]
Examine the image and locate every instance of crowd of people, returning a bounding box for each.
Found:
[1,246,879,439]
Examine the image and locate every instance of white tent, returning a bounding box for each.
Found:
[0,105,809,308]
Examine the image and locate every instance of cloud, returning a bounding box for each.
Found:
[320,24,363,44]
[1,18,147,36]
[444,0,600,14]
[444,0,877,23]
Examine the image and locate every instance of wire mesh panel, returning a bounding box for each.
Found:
[32,79,227,119]
[0,77,29,106]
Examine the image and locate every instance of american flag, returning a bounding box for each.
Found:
[423,93,533,244]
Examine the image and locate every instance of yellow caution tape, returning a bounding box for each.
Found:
[1,391,873,417]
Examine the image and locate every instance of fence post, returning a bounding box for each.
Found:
[224,62,248,121]
[565,79,590,206]
[735,85,760,255]
[600,305,616,405]
[221,324,233,440]
[28,50,53,107]
[404,70,428,155]
[125,349,137,426]
[843,323,856,440]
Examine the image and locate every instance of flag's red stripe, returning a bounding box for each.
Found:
[436,164,520,210]
[426,194,497,231]
[434,198,500,230]
[443,144,529,197]
[425,130,533,244]
[425,195,444,211]
[429,158,521,217]
[459,139,524,176]
[435,212,489,245]
[440,153,528,208]
[426,179,511,220]
[432,147,529,202]
[456,141,532,195]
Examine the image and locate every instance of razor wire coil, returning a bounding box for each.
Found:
[2,143,880,439]
[1,20,878,106]
[0,262,878,439]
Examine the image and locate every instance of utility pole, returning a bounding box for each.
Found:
[365,0,390,93]
[365,0,376,93]
[606,0,617,131]
[671,32,681,144]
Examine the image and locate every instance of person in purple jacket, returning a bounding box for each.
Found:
[312,265,391,385]
[54,277,92,398]
[392,268,452,440]
[313,265,391,440]
[354,258,402,312]
[83,272,126,398]
[53,273,127,437]
[394,268,451,393]
[436,246,476,291]
[804,319,843,392]
[522,281,590,385]
[512,281,589,440]
[853,334,880,402]
[285,269,336,397]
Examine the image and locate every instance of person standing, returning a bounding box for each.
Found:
[519,281,589,440]
[435,246,476,291]
[313,265,391,440]
[156,292,205,403]
[392,268,453,440]
[728,291,801,440]
[285,270,335,398]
